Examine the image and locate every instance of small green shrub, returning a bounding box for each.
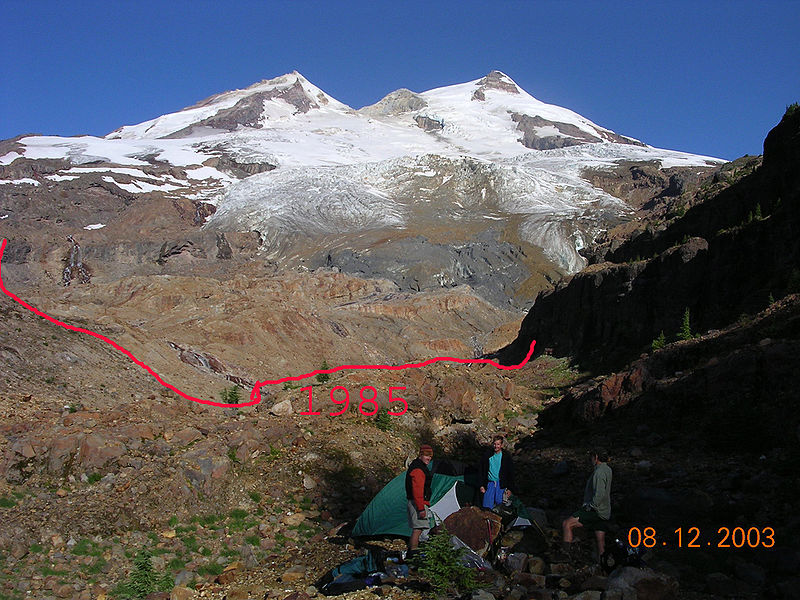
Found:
[651,331,667,352]
[218,386,243,404]
[410,526,476,597]
[248,491,262,503]
[87,473,102,484]
[112,547,172,599]
[677,308,693,341]
[374,408,392,431]
[264,445,281,462]
[315,360,331,384]
[0,497,16,508]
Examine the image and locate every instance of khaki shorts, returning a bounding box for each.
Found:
[407,500,430,530]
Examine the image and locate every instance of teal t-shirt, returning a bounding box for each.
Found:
[488,452,502,483]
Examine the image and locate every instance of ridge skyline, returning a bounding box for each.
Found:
[3,1,798,161]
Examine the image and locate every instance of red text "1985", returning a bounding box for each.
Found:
[299,385,408,416]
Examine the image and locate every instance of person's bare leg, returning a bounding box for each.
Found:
[409,528,422,550]
[561,516,583,557]
[562,516,582,543]
[595,530,606,556]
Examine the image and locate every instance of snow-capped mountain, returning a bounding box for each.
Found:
[1,71,723,293]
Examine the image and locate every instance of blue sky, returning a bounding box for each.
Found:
[2,0,798,161]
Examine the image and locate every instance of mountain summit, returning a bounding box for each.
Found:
[1,72,724,298]
[107,71,351,140]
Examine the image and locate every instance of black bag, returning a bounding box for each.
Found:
[601,538,646,574]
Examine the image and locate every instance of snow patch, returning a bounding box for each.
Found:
[0,152,23,165]
[46,174,80,181]
[83,223,106,230]
[0,178,39,186]
[101,176,181,193]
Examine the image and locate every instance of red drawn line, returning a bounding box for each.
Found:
[0,238,536,408]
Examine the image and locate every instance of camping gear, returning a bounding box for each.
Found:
[352,470,466,537]
[316,548,405,596]
[353,460,533,538]
[601,538,646,574]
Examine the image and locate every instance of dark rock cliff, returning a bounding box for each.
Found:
[498,107,800,370]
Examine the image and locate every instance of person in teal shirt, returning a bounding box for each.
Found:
[478,435,515,509]
[562,448,612,560]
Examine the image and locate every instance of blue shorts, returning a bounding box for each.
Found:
[482,481,505,509]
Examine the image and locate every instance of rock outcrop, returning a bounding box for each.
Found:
[499,107,800,370]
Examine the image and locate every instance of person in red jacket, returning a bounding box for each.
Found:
[405,444,434,551]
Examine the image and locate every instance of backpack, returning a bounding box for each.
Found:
[601,538,646,574]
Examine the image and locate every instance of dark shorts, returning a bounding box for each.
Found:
[573,508,610,532]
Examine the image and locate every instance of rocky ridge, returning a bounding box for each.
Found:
[498,107,800,371]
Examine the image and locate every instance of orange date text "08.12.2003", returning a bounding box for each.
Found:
[628,526,775,549]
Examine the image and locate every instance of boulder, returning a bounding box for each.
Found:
[77,432,127,470]
[280,565,306,583]
[171,427,202,447]
[442,507,503,555]
[504,552,528,573]
[270,399,293,416]
[607,567,678,600]
[572,592,602,600]
[169,587,197,600]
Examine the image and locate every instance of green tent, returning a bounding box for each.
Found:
[352,470,466,537]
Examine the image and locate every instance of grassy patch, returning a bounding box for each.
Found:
[72,538,101,557]
[174,524,196,535]
[82,557,108,575]
[167,557,186,572]
[180,535,199,553]
[197,562,223,576]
